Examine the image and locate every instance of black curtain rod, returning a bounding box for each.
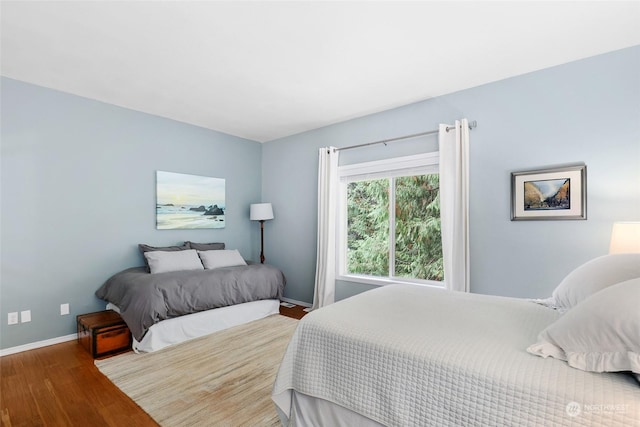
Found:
[334,120,477,153]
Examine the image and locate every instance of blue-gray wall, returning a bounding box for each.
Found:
[262,46,640,304]
[1,78,264,350]
[2,46,639,351]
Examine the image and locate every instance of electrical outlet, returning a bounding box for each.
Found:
[60,303,70,315]
[20,310,31,323]
[8,312,18,325]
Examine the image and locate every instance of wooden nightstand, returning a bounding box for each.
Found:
[279,303,310,320]
[77,310,132,358]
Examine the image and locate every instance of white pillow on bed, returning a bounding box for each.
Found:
[527,277,640,375]
[549,253,640,311]
[144,249,204,274]
[198,249,247,269]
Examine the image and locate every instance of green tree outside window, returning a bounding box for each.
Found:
[347,174,443,281]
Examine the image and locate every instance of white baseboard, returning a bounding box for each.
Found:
[0,333,78,357]
[280,297,312,308]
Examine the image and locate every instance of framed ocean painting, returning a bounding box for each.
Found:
[511,164,586,221]
[156,171,226,229]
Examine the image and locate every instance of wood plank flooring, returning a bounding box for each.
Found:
[1,306,307,426]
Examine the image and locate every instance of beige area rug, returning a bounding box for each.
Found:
[95,314,298,427]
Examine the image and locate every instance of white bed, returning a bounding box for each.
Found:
[108,299,279,352]
[272,284,640,426]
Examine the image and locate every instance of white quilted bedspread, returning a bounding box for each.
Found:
[272,285,640,426]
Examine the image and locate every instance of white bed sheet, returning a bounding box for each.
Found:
[272,285,640,426]
[107,299,279,352]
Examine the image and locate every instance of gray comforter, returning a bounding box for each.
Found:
[95,264,286,341]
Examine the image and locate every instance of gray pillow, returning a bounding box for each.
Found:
[198,249,247,269]
[144,249,205,274]
[139,243,190,269]
[185,241,225,251]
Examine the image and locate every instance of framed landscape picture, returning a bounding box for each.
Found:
[156,171,226,229]
[511,164,586,221]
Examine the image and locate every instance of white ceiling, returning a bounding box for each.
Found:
[2,1,639,142]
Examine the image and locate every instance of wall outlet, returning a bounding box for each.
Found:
[20,310,31,323]
[60,303,70,316]
[8,312,18,325]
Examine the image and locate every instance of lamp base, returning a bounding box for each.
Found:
[260,220,265,264]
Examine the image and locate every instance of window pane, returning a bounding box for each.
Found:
[394,175,443,281]
[346,179,389,276]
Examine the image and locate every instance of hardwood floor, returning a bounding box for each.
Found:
[1,340,158,427]
[0,306,307,426]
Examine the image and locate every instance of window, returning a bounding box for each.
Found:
[337,153,443,286]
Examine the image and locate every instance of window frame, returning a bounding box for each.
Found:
[336,152,444,288]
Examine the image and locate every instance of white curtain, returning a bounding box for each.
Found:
[312,146,340,310]
[439,119,470,292]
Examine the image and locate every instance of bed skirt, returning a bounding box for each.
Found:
[107,299,280,352]
[276,391,385,427]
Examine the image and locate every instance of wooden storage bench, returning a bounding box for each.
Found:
[77,310,131,358]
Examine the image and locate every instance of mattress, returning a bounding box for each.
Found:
[272,285,640,426]
[108,299,279,352]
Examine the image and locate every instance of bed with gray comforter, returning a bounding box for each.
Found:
[95,263,286,341]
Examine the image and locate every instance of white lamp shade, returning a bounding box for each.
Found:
[250,203,274,221]
[609,222,640,254]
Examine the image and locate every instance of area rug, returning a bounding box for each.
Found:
[95,314,299,427]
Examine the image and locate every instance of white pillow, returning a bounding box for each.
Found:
[527,277,640,374]
[550,253,640,311]
[198,249,247,269]
[144,249,204,274]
